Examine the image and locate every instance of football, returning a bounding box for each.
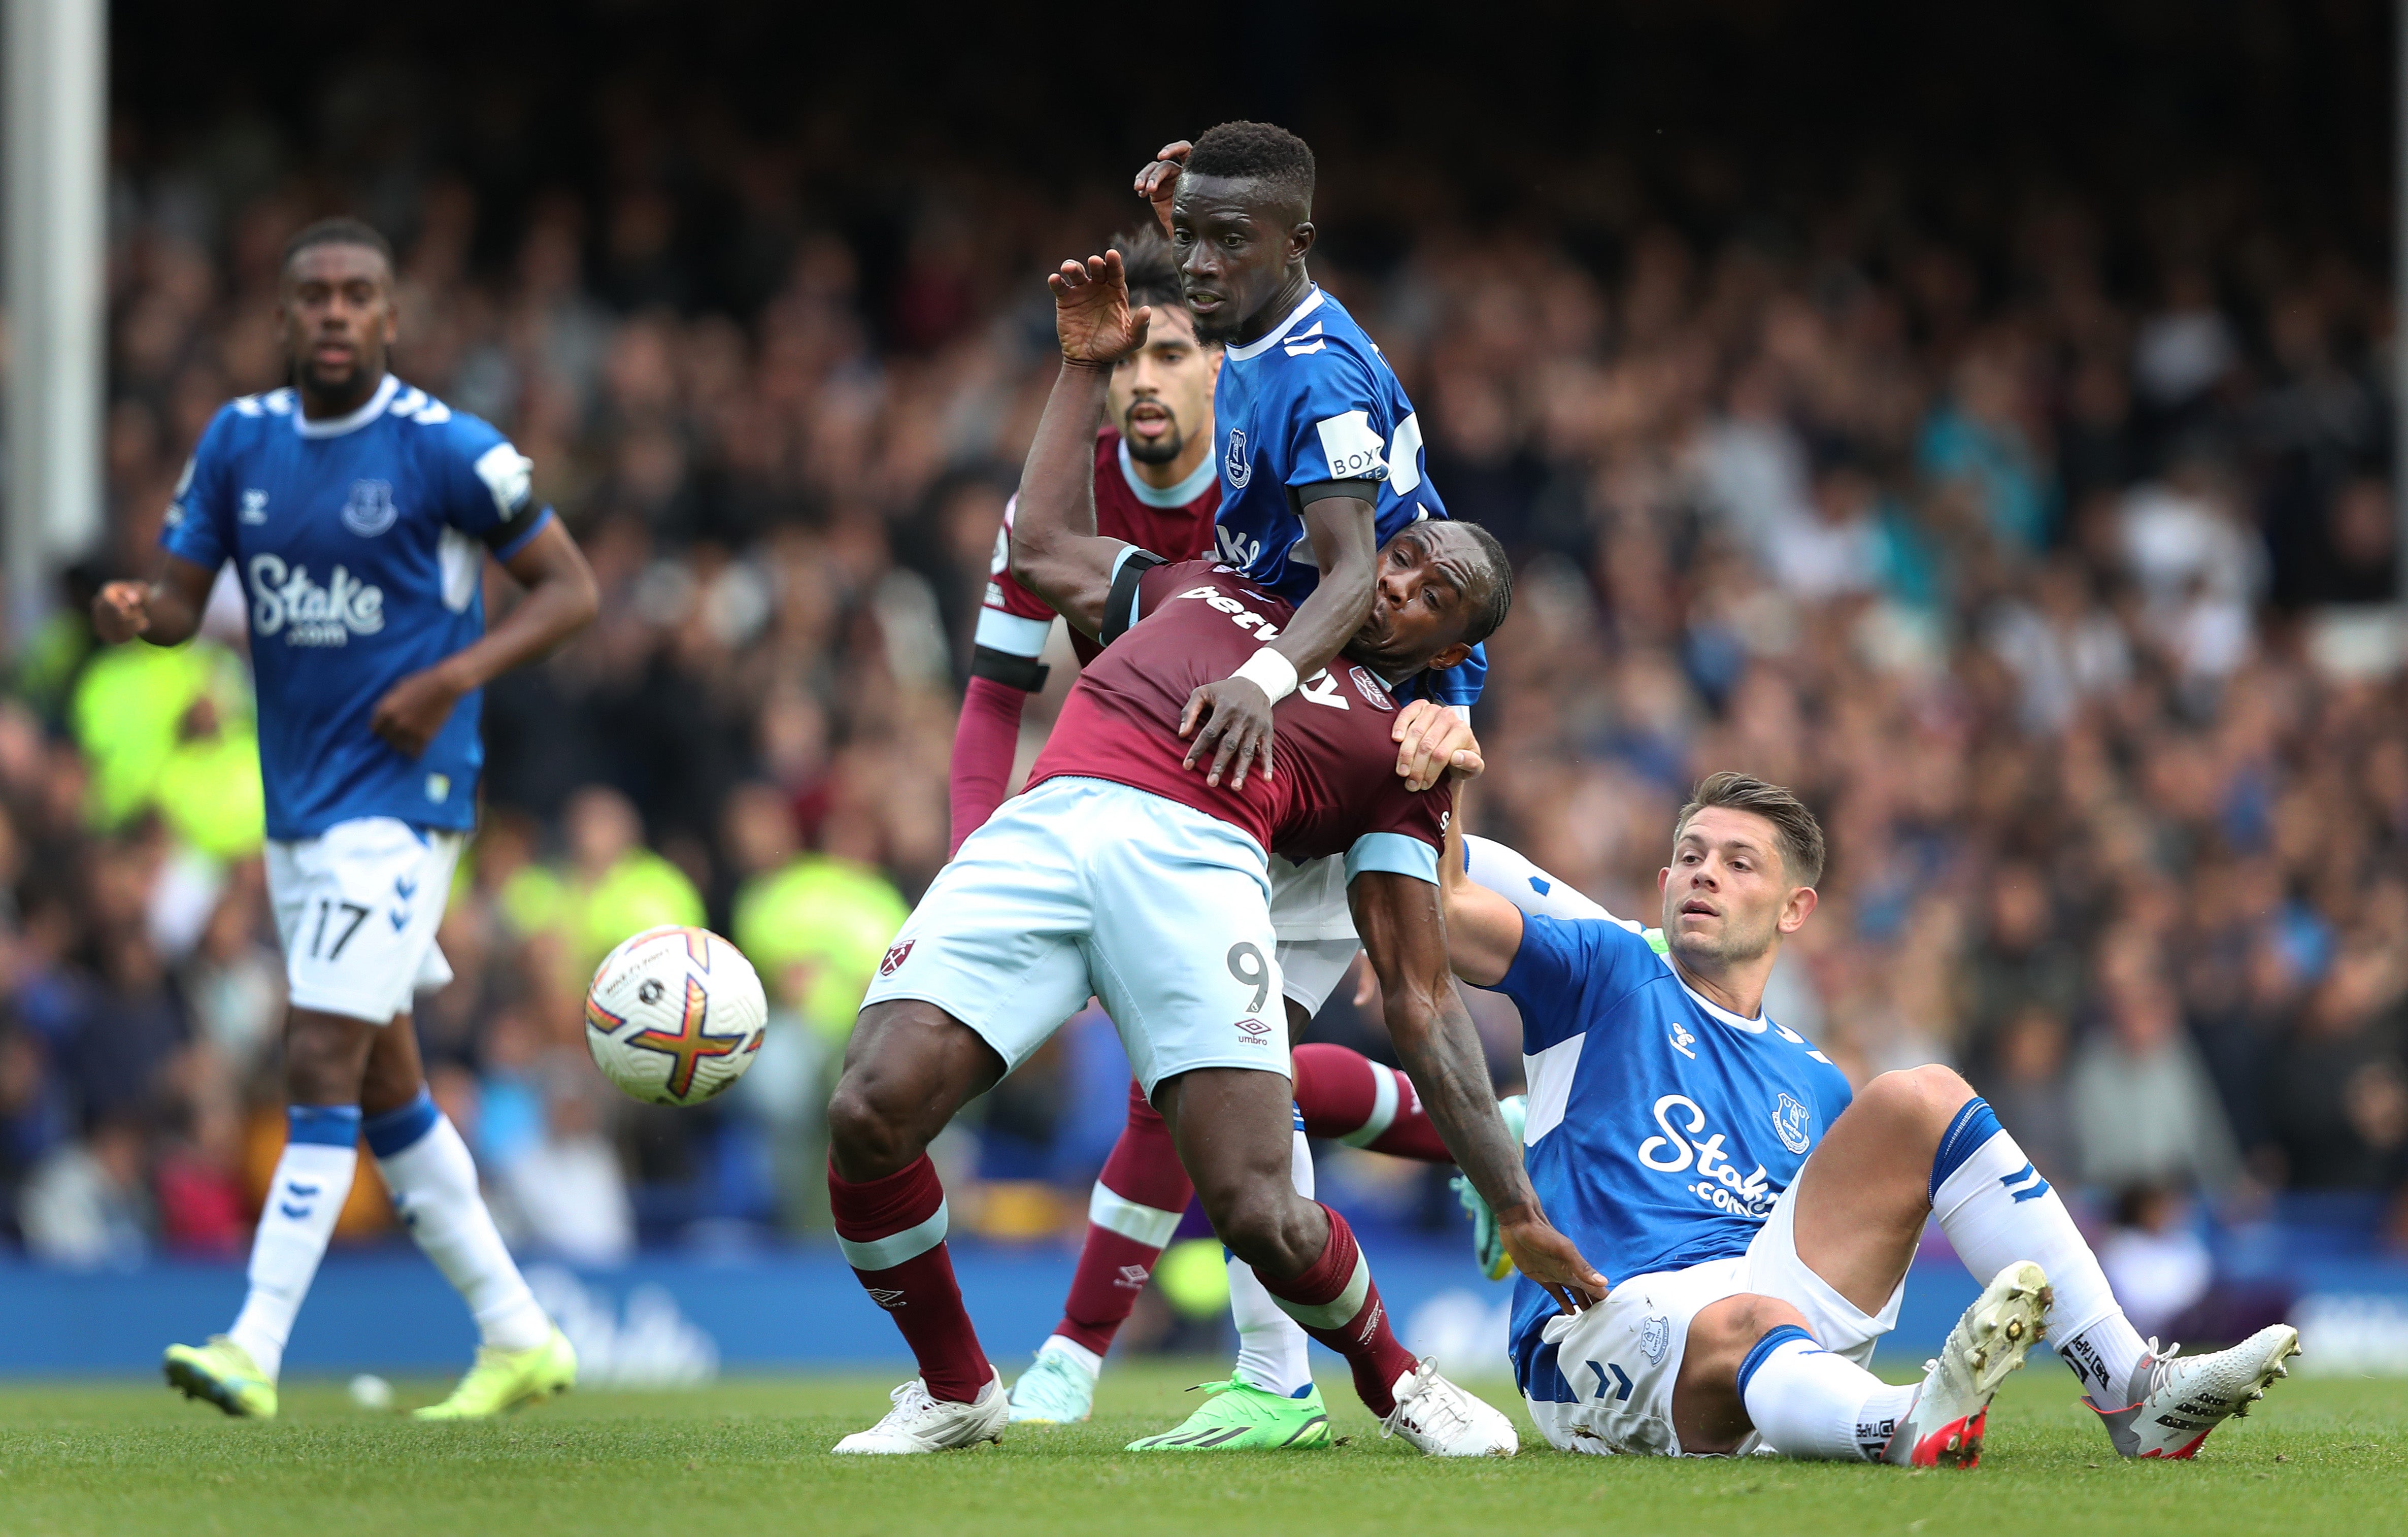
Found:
[583,926,769,1106]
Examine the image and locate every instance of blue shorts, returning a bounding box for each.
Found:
[862,777,1291,1095]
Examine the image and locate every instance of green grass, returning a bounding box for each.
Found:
[1,1363,2402,1536]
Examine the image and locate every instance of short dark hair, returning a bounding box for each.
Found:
[1454,520,1514,645]
[1185,121,1315,218]
[1109,224,1187,319]
[1676,773,1827,888]
[282,217,394,276]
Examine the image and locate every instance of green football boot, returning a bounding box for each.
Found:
[1124,1379,1332,1450]
[412,1326,578,1420]
[1451,1093,1530,1282]
[163,1335,278,1419]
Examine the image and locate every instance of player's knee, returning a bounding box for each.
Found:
[1691,1292,1813,1371]
[825,1074,921,1180]
[282,1011,369,1105]
[1198,1180,1311,1272]
[1860,1064,1973,1141]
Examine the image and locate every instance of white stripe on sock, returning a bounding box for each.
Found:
[1087,1182,1182,1248]
[1338,1064,1399,1148]
[839,1199,951,1271]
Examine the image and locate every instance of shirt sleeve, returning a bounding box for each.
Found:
[1279,349,1392,491]
[971,495,1058,689]
[1495,914,1659,1054]
[158,408,240,572]
[1342,776,1453,888]
[433,411,553,558]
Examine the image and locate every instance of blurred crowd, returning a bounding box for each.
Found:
[4,67,2407,1271]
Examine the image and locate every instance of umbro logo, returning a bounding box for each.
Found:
[1114,1264,1151,1289]
[1233,1017,1273,1042]
[866,1287,907,1309]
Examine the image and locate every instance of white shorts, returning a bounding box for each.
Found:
[265,817,464,1025]
[1524,1181,1906,1458]
[1269,853,1359,1017]
[863,777,1289,1097]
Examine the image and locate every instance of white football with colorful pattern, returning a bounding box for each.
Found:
[583,926,768,1106]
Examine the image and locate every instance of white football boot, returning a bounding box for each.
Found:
[2087,1324,2301,1459]
[1883,1260,2051,1468]
[1006,1341,1097,1425]
[831,1371,1010,1454]
[1380,1359,1518,1457]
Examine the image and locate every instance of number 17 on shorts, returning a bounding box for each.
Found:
[265,816,466,1025]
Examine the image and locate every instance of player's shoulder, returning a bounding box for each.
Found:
[382,381,510,455]
[197,388,294,452]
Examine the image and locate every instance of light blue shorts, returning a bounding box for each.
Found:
[862,776,1291,1096]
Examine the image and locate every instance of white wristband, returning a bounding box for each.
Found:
[1230,646,1299,704]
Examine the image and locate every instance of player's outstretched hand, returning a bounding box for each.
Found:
[370,664,467,759]
[1050,251,1152,367]
[1132,141,1190,238]
[1392,698,1482,793]
[1178,677,1275,791]
[1497,1208,1610,1314]
[91,580,153,644]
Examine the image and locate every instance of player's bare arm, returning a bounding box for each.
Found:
[370,517,598,758]
[1349,869,1606,1311]
[1176,493,1376,790]
[1436,790,1530,987]
[91,552,217,649]
[1004,252,1153,635]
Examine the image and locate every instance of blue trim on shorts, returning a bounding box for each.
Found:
[1929,1096,2003,1201]
[363,1088,441,1157]
[286,1104,363,1147]
[1735,1324,1819,1397]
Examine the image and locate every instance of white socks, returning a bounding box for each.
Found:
[1929,1098,2149,1403]
[1229,1118,1316,1397]
[367,1091,552,1353]
[227,1107,361,1381]
[1739,1327,1917,1460]
[1462,834,1621,922]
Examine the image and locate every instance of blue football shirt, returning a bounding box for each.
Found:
[1209,285,1484,709]
[158,374,554,840]
[1488,913,1854,1404]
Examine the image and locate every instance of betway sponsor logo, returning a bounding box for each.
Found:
[248,554,384,646]
[1635,1093,1778,1220]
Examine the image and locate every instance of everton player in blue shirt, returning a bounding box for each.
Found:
[93,219,599,1421]
[1439,776,2301,1465]
[1132,121,1481,792]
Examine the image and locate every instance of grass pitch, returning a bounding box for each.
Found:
[2,1362,2401,1536]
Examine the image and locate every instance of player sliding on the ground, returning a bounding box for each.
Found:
[95,218,600,1421]
[1004,118,1504,1451]
[820,245,1603,1458]
[1437,774,2301,1464]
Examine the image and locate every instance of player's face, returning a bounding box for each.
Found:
[1170,176,1312,343]
[1344,524,1485,675]
[1108,305,1218,464]
[279,243,397,403]
[1657,808,1813,968]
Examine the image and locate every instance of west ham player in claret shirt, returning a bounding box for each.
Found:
[819,248,1604,1459]
[92,219,599,1421]
[949,227,1221,852]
